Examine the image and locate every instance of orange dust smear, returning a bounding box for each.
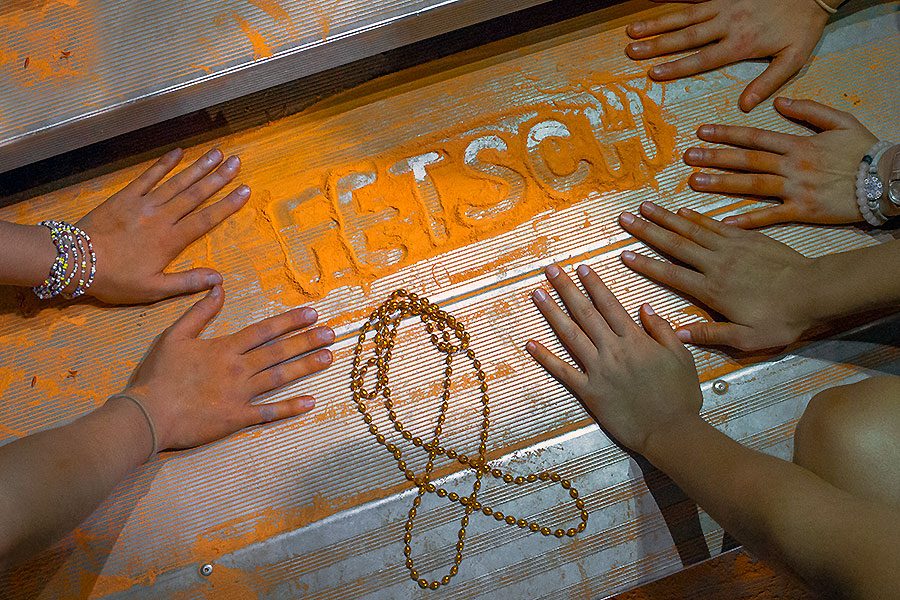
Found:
[234,12,273,59]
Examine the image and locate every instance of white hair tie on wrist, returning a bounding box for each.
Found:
[814,0,838,14]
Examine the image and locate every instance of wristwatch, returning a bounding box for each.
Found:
[888,150,900,208]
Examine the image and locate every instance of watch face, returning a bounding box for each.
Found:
[890,180,900,207]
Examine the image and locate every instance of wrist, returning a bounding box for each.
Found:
[101,395,157,465]
[642,412,708,466]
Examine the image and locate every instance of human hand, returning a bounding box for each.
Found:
[76,147,250,304]
[685,98,878,227]
[124,286,335,451]
[525,263,702,455]
[626,0,830,112]
[618,201,816,351]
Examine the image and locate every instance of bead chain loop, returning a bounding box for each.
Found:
[350,289,588,590]
[33,220,96,300]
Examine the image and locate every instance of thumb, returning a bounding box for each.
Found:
[639,304,685,353]
[774,97,857,131]
[739,53,801,113]
[675,321,755,350]
[152,268,223,301]
[169,285,225,339]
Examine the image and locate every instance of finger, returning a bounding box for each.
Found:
[721,205,794,229]
[167,155,242,221]
[675,207,745,238]
[773,96,860,131]
[123,148,184,196]
[626,21,721,59]
[639,304,687,354]
[638,201,722,249]
[177,185,251,244]
[544,264,614,345]
[245,326,335,374]
[649,42,734,81]
[168,285,225,339]
[627,2,715,39]
[739,52,803,113]
[249,349,333,396]
[696,124,797,155]
[620,250,707,302]
[152,147,224,203]
[531,287,598,366]
[524,339,587,391]
[575,264,636,336]
[231,307,319,353]
[683,146,783,176]
[619,211,711,269]
[151,268,224,301]
[690,172,785,198]
[245,396,316,427]
[675,321,756,351]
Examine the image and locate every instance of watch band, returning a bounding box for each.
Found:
[888,149,900,208]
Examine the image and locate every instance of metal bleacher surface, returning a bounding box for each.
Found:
[0,1,898,598]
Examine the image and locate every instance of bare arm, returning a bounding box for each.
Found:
[0,287,335,568]
[524,262,900,598]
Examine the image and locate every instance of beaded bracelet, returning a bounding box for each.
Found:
[33,220,97,300]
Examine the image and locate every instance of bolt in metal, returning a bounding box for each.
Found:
[712,380,728,395]
[200,563,213,577]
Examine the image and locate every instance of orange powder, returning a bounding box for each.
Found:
[256,73,676,303]
[234,13,273,59]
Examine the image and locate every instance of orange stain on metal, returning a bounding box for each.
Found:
[234,12,274,59]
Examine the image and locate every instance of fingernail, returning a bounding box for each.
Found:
[525,340,537,353]
[630,22,644,35]
[299,397,316,410]
[207,272,223,286]
[777,97,791,106]
[697,125,714,137]
[318,350,333,364]
[576,264,590,277]
[676,329,692,342]
[620,211,635,225]
[224,155,240,170]
[166,147,183,160]
[692,173,710,186]
[533,288,549,303]
[649,65,665,78]
[677,207,693,216]
[643,303,655,316]
[210,285,222,297]
[301,307,318,321]
[722,217,738,225]
[743,94,759,111]
[206,148,223,163]
[684,148,703,163]
[319,327,335,343]
[621,251,636,262]
[545,264,561,279]
[641,201,658,213]
[629,42,646,54]
[236,184,251,198]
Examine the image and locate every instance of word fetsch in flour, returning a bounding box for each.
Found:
[263,78,677,299]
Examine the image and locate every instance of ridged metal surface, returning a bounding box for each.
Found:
[0,0,554,174]
[0,2,897,599]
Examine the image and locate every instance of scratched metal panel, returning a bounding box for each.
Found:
[0,0,553,173]
[0,1,897,599]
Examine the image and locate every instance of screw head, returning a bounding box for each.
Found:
[712,380,729,395]
[200,563,213,577]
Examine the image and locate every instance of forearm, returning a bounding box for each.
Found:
[0,222,56,287]
[0,397,151,567]
[645,416,900,598]
[803,239,900,324]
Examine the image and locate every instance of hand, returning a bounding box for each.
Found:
[626,0,830,112]
[124,286,335,450]
[525,263,701,455]
[618,201,816,351]
[76,147,250,304]
[685,98,878,227]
